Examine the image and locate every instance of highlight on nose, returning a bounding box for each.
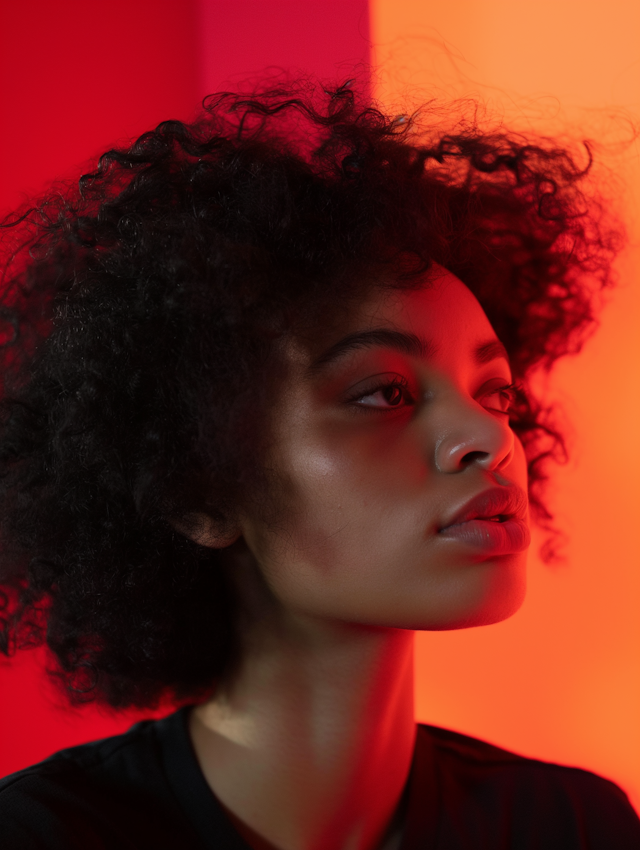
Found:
[435,417,514,473]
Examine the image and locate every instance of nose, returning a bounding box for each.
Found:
[433,392,515,474]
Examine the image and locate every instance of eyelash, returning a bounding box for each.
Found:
[349,378,518,414]
[485,382,518,414]
[348,376,414,409]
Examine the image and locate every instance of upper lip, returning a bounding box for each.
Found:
[438,486,528,531]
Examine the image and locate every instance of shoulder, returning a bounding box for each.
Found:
[0,716,195,850]
[0,715,162,799]
[418,723,640,849]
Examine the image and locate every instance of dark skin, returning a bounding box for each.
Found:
[176,266,530,850]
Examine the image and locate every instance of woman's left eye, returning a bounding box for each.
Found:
[482,382,517,414]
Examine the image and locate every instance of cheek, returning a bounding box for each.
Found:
[241,425,531,628]
[284,428,427,537]
[256,442,413,563]
[241,432,434,616]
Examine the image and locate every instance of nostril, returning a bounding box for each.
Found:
[461,450,489,466]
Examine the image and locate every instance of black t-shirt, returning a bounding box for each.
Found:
[1,706,639,849]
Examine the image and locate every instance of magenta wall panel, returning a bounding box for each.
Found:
[198,0,370,92]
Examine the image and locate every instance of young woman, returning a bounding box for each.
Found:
[0,81,638,850]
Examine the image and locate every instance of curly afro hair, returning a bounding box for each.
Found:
[0,80,621,711]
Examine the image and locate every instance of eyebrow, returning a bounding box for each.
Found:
[307,329,510,374]
[473,339,510,366]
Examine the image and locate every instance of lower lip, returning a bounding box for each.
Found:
[438,518,530,554]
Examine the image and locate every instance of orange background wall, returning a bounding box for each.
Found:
[372,0,640,812]
[1,0,638,817]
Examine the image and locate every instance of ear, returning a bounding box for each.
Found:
[169,512,242,549]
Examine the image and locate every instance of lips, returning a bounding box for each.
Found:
[438,486,530,555]
[439,486,528,529]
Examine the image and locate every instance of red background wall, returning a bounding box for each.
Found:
[0,0,371,776]
[1,0,638,817]
[0,0,202,772]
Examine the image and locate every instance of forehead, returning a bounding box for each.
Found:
[361,267,495,343]
[296,266,502,368]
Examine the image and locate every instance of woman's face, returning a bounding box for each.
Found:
[238,267,530,631]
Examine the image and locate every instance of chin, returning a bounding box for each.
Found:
[414,555,528,631]
[459,558,527,629]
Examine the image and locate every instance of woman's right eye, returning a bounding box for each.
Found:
[350,378,415,410]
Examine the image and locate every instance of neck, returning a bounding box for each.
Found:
[189,567,416,850]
